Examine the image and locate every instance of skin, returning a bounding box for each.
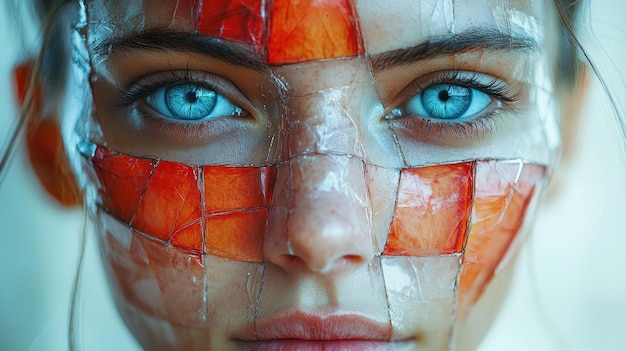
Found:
[19,0,587,350]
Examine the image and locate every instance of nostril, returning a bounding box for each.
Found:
[337,254,370,270]
[316,254,371,274]
[279,253,371,275]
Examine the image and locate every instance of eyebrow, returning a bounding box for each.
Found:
[94,28,536,72]
[369,28,539,72]
[93,29,268,71]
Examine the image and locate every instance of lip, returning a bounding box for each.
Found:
[254,311,392,340]
[235,311,415,351]
[239,340,399,351]
[236,311,398,350]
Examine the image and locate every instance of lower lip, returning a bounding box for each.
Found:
[240,340,405,351]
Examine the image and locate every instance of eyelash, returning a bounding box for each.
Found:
[116,69,251,137]
[387,70,522,140]
[119,69,202,107]
[116,68,520,144]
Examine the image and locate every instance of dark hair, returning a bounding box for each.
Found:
[554,0,585,89]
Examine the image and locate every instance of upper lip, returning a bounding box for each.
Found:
[250,311,392,341]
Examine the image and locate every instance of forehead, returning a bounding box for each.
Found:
[86,0,545,63]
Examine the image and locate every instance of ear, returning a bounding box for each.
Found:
[14,61,83,207]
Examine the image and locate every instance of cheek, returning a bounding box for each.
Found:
[374,159,546,323]
[458,160,546,312]
[84,143,271,346]
[96,210,265,348]
[98,213,207,326]
[332,159,547,343]
[87,144,275,263]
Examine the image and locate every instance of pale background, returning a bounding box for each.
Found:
[1,1,625,350]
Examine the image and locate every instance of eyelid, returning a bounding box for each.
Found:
[381,70,524,145]
[119,69,260,120]
[386,69,520,118]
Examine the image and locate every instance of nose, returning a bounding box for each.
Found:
[264,86,375,274]
[265,154,375,274]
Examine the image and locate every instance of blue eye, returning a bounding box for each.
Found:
[145,83,242,121]
[396,83,493,120]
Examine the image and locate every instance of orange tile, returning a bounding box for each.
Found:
[170,221,203,253]
[383,162,474,256]
[203,165,269,213]
[91,147,156,223]
[205,209,267,262]
[198,0,265,52]
[267,0,362,64]
[457,161,545,307]
[133,161,201,241]
[173,170,203,231]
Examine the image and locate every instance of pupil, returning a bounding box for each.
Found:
[185,91,198,103]
[438,90,450,102]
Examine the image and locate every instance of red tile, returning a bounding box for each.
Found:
[267,0,362,64]
[382,163,474,257]
[133,161,201,241]
[91,147,156,223]
[203,165,268,213]
[458,161,545,307]
[198,0,265,51]
[205,209,267,262]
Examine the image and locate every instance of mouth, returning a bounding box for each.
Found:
[236,311,411,351]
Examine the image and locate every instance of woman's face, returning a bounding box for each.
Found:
[64,0,561,349]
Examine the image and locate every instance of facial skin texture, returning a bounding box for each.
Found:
[60,0,561,349]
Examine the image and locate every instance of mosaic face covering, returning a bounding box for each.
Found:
[60,0,561,349]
